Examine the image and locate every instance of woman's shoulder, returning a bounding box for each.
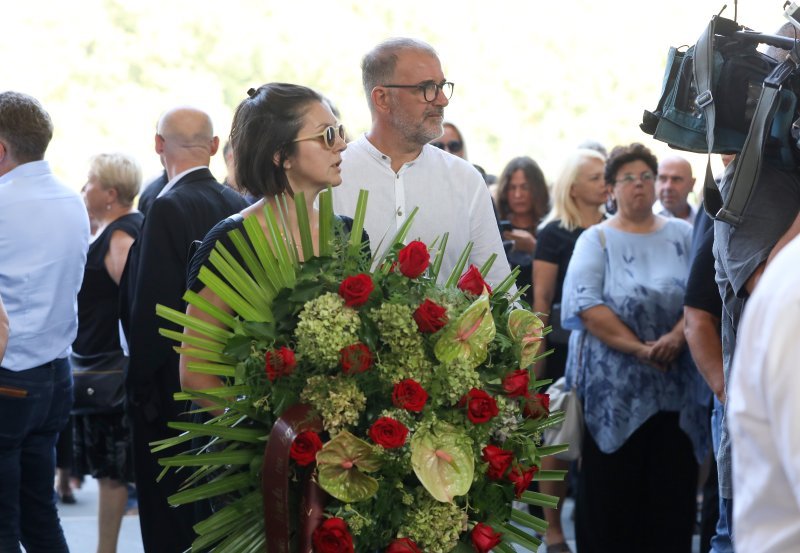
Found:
[108,212,144,237]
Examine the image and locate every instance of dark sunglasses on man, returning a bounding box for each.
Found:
[293,124,346,149]
[431,140,463,154]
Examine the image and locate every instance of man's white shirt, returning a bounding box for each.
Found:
[729,233,800,553]
[332,134,511,286]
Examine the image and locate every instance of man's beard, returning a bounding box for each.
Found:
[389,102,444,146]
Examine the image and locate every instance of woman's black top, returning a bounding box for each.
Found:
[73,212,144,355]
[533,219,585,305]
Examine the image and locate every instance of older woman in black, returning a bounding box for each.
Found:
[71,153,143,553]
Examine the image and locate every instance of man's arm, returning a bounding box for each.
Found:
[126,198,189,391]
[684,306,725,402]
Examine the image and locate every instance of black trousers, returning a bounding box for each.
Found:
[130,397,197,553]
[575,411,698,553]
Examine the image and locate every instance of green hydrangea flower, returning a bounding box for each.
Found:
[295,292,360,368]
[491,395,522,443]
[434,359,482,406]
[398,490,468,552]
[370,303,432,385]
[300,375,366,435]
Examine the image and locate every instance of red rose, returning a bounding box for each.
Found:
[338,273,374,307]
[481,445,514,480]
[413,299,449,333]
[369,417,408,449]
[471,522,502,553]
[457,264,492,295]
[290,431,323,467]
[502,369,530,398]
[312,517,354,553]
[391,379,428,412]
[265,347,296,382]
[397,241,430,278]
[463,388,499,424]
[386,538,422,553]
[339,343,372,374]
[523,392,550,420]
[508,465,538,498]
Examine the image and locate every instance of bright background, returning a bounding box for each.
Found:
[4,0,784,194]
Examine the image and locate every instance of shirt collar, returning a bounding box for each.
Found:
[0,160,51,185]
[157,166,207,198]
[356,134,423,169]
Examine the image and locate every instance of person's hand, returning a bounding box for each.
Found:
[647,330,685,364]
[635,342,669,372]
[503,229,537,254]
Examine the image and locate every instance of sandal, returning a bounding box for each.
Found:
[547,543,572,553]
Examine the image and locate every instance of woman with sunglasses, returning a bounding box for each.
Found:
[560,143,710,552]
[179,83,350,406]
[431,122,467,159]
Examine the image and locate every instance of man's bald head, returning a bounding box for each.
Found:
[155,106,219,178]
[656,155,695,219]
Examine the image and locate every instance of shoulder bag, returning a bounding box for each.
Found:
[70,350,128,414]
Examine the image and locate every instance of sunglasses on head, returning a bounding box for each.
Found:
[293,124,346,149]
[431,140,463,153]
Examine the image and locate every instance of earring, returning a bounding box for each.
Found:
[106,203,112,211]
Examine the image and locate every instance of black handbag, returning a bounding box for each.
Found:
[70,351,128,414]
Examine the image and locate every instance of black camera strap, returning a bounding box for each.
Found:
[696,16,800,225]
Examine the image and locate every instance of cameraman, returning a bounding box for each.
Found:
[713,34,800,544]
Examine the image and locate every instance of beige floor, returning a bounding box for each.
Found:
[57,477,144,553]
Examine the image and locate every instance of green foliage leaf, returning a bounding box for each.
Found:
[223,334,253,359]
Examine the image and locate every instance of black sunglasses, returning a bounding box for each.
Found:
[431,140,463,153]
[293,124,346,149]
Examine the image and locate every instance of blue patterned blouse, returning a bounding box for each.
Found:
[561,219,710,461]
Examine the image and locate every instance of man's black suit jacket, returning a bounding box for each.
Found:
[123,167,248,415]
[136,170,168,217]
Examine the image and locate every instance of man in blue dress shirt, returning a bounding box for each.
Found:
[0,91,90,552]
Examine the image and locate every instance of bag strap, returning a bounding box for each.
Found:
[694,16,718,154]
[714,56,800,225]
[694,16,727,220]
[696,16,800,225]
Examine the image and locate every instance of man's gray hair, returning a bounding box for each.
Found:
[361,38,438,111]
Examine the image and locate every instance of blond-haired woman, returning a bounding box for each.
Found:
[72,152,143,553]
[531,148,607,553]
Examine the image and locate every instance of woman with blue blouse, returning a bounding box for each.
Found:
[561,143,710,553]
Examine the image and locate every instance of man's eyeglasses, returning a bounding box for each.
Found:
[381,81,455,102]
[293,124,346,149]
[431,140,463,153]
[616,171,655,185]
